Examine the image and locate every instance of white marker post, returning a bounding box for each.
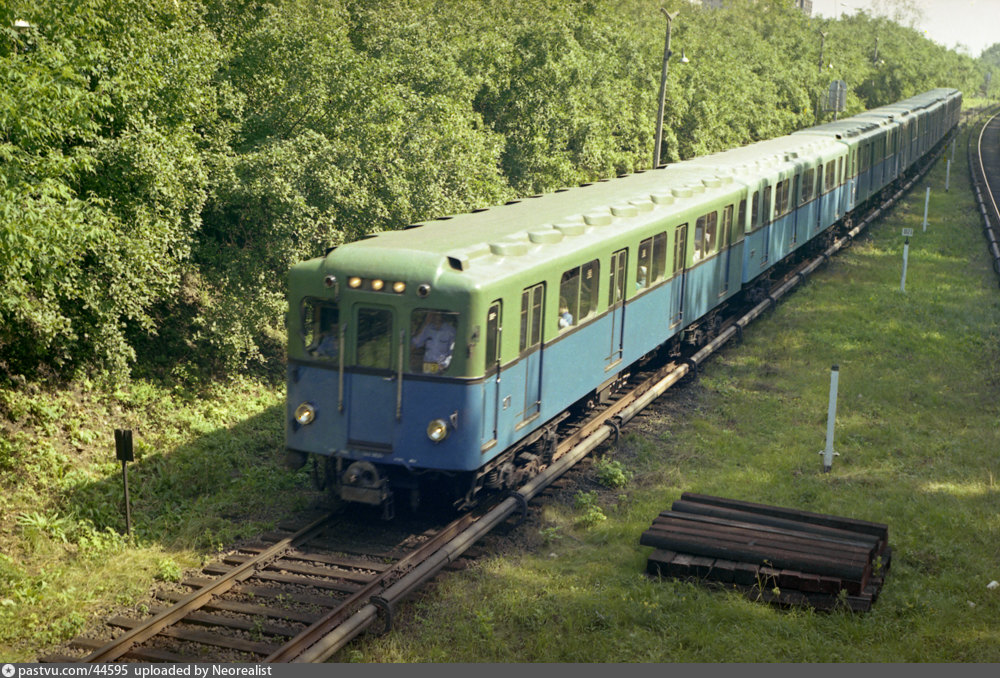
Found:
[820,365,840,473]
[946,158,951,192]
[922,187,930,231]
[900,228,913,293]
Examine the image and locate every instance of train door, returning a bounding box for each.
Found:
[481,300,502,449]
[720,206,734,295]
[519,284,544,424]
[348,305,396,449]
[761,185,772,265]
[670,225,687,328]
[607,249,627,367]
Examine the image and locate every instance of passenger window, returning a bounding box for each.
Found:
[485,302,501,371]
[636,234,665,289]
[801,169,814,204]
[751,192,760,229]
[775,179,790,216]
[520,284,544,352]
[559,260,598,329]
[356,307,393,369]
[651,232,666,283]
[302,300,339,359]
[825,160,836,192]
[738,198,747,231]
[410,309,458,374]
[762,186,772,223]
[694,212,717,261]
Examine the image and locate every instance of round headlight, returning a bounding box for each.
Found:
[294,403,316,426]
[348,277,362,288]
[371,279,384,291]
[426,419,448,442]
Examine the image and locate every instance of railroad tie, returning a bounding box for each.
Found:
[641,493,890,612]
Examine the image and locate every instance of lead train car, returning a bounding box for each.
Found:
[286,88,961,516]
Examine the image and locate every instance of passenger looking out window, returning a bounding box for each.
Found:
[558,300,573,329]
[558,260,599,330]
[410,310,458,374]
[694,212,717,262]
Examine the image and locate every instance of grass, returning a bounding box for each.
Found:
[0,375,317,660]
[2,123,998,663]
[340,126,1000,662]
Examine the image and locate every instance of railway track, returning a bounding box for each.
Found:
[46,130,954,665]
[969,107,1000,277]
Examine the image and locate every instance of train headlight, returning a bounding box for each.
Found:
[348,277,362,289]
[392,281,406,294]
[371,278,384,291]
[294,403,316,426]
[426,419,448,442]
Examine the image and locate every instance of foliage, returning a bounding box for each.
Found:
[573,490,607,527]
[592,457,633,489]
[0,0,222,380]
[2,0,990,379]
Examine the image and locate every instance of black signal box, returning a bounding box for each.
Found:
[115,429,134,462]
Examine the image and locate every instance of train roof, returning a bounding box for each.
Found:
[304,88,961,290]
[319,162,738,285]
[317,131,845,287]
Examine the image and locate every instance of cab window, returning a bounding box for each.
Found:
[356,307,393,369]
[302,300,339,359]
[410,309,458,374]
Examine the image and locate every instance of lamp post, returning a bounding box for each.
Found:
[653,9,679,169]
[815,31,827,123]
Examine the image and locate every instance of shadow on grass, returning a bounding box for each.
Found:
[64,400,325,553]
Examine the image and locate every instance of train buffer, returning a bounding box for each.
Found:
[640,492,890,612]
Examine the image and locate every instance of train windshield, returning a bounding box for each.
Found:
[410,309,458,375]
[302,300,339,360]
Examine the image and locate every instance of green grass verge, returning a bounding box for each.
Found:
[0,376,316,660]
[342,130,1000,661]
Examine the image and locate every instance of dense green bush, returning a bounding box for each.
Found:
[1,0,992,381]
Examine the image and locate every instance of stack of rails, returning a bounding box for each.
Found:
[641,493,890,612]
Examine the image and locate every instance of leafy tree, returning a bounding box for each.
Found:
[1,0,222,380]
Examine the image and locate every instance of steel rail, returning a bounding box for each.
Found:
[971,108,1000,275]
[976,110,1000,227]
[263,511,479,662]
[81,513,333,663]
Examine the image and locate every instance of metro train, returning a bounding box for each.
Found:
[284,88,961,517]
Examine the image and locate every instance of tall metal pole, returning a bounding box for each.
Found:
[653,10,679,169]
[816,31,827,123]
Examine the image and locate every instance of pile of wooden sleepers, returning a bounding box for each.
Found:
[641,492,891,612]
